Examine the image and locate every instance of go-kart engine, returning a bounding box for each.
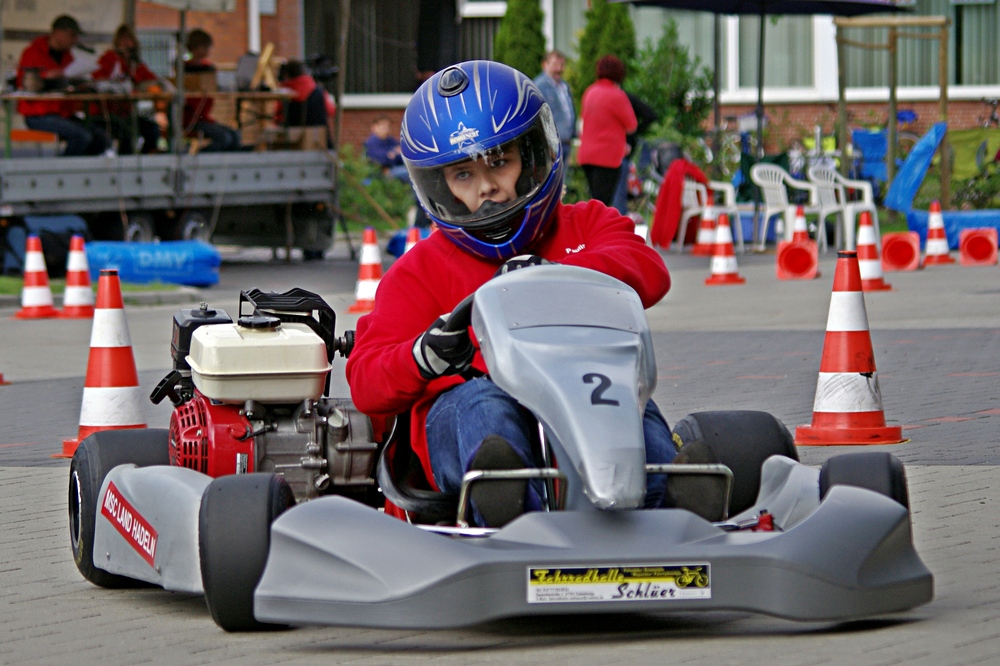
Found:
[169,393,380,502]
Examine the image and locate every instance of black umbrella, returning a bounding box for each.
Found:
[613,0,901,161]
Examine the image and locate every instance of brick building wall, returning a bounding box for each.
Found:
[136,0,301,68]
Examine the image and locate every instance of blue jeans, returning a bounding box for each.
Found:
[25,114,107,156]
[426,377,676,525]
[192,121,241,152]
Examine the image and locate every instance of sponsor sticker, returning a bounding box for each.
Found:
[449,122,479,148]
[236,452,248,474]
[527,564,710,604]
[100,481,158,567]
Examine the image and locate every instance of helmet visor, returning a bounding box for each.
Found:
[405,109,559,231]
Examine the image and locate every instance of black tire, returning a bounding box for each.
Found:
[669,410,798,519]
[171,210,211,242]
[199,474,295,632]
[124,212,156,242]
[819,452,909,509]
[68,429,170,588]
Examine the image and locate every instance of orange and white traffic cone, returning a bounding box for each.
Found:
[60,235,95,318]
[857,211,891,291]
[57,269,146,458]
[348,227,383,313]
[404,226,421,254]
[923,201,955,265]
[0,372,9,386]
[790,205,810,243]
[959,228,998,266]
[705,213,746,285]
[795,251,904,446]
[14,235,59,319]
[690,205,718,256]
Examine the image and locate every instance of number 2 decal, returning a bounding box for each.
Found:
[583,373,619,406]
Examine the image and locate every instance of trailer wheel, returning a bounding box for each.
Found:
[172,210,210,242]
[124,213,156,242]
[820,452,909,508]
[68,429,170,587]
[669,410,798,520]
[199,474,295,632]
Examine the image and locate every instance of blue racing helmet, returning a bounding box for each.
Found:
[400,60,564,261]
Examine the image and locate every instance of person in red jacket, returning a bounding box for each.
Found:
[181,29,241,152]
[577,55,637,206]
[16,14,108,156]
[344,60,677,528]
[91,24,164,154]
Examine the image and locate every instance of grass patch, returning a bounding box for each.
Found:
[0,276,179,295]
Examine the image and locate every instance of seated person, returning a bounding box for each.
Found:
[344,61,676,528]
[182,28,242,152]
[276,59,335,146]
[364,116,410,182]
[91,24,164,154]
[17,14,108,156]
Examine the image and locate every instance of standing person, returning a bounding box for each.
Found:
[344,60,676,528]
[532,50,575,159]
[610,92,658,215]
[182,28,242,152]
[576,55,636,206]
[276,59,336,146]
[16,15,108,156]
[92,24,164,154]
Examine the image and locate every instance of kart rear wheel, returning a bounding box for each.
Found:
[819,452,909,508]
[199,474,295,632]
[68,429,170,588]
[669,410,798,519]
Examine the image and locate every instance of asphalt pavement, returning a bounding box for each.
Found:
[1,239,999,664]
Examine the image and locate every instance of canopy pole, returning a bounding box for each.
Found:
[172,9,187,155]
[887,26,897,189]
[712,14,722,179]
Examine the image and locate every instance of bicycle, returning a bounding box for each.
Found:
[979,98,1000,128]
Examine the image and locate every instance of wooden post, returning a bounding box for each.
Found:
[939,22,951,209]
[836,24,849,178]
[887,27,898,190]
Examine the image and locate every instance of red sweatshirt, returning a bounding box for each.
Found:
[90,49,158,117]
[577,79,637,169]
[345,200,670,486]
[16,36,77,117]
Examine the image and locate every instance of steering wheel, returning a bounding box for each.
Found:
[438,292,483,380]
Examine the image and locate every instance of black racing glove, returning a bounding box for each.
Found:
[413,312,475,380]
[494,254,551,277]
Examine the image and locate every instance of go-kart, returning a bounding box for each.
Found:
[68,265,933,632]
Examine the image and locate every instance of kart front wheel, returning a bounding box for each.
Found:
[69,429,170,587]
[669,410,798,519]
[820,452,909,508]
[199,474,295,632]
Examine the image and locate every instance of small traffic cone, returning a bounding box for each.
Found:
[0,373,10,385]
[923,201,955,265]
[348,227,383,313]
[776,240,819,280]
[14,235,59,319]
[795,251,904,446]
[57,269,146,458]
[690,205,718,256]
[857,211,891,291]
[790,205,810,243]
[705,213,746,285]
[881,231,921,271]
[404,226,421,254]
[60,235,95,318]
[959,228,998,267]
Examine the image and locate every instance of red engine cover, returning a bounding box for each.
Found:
[169,392,255,477]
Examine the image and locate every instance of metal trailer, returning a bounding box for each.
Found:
[0,149,345,257]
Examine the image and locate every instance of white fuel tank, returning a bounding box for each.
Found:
[186,316,330,404]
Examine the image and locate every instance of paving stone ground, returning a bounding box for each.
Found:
[0,248,998,664]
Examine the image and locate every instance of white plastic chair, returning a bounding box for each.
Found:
[807,165,881,251]
[749,163,820,252]
[674,178,745,254]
